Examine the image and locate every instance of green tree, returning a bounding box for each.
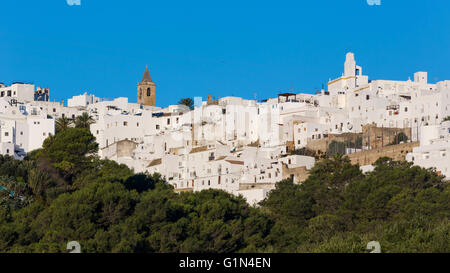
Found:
[391,132,408,145]
[75,112,95,129]
[178,98,194,110]
[55,117,73,133]
[39,128,98,180]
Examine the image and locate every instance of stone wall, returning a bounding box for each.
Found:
[282,165,310,183]
[347,142,419,166]
[305,124,412,153]
[116,140,138,158]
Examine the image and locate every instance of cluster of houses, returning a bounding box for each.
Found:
[1,52,449,204]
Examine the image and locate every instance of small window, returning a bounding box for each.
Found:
[147,88,151,96]
[123,121,128,126]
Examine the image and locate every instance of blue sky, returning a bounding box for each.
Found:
[0,0,449,107]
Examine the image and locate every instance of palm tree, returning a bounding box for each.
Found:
[75,112,95,129]
[55,117,73,133]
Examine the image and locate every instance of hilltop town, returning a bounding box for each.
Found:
[1,52,449,204]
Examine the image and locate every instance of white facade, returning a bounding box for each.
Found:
[406,121,450,180]
[0,97,55,158]
[68,92,101,107]
[0,83,35,102]
[1,52,449,203]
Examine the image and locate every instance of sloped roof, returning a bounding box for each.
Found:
[225,160,244,165]
[141,66,153,83]
[189,146,209,154]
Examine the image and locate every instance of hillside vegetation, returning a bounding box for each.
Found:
[0,128,448,253]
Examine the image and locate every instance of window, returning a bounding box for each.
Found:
[4,132,8,136]
[156,125,160,130]
[123,121,128,126]
[167,119,170,125]
[7,91,11,96]
[366,95,370,100]
[147,88,151,96]
[404,107,408,112]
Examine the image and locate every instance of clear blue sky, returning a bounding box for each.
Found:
[1,0,449,107]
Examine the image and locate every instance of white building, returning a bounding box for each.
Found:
[68,92,101,107]
[2,52,449,203]
[0,82,35,102]
[406,121,450,180]
[0,97,54,158]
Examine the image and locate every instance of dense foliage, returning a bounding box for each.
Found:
[178,98,194,110]
[0,129,448,253]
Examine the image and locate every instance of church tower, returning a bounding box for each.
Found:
[137,66,156,106]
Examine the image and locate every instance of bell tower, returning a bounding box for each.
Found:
[137,66,156,106]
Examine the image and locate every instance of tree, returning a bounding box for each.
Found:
[0,137,449,253]
[442,116,450,122]
[55,117,73,133]
[178,98,194,110]
[391,132,408,145]
[75,112,95,129]
[290,148,317,158]
[39,128,98,180]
